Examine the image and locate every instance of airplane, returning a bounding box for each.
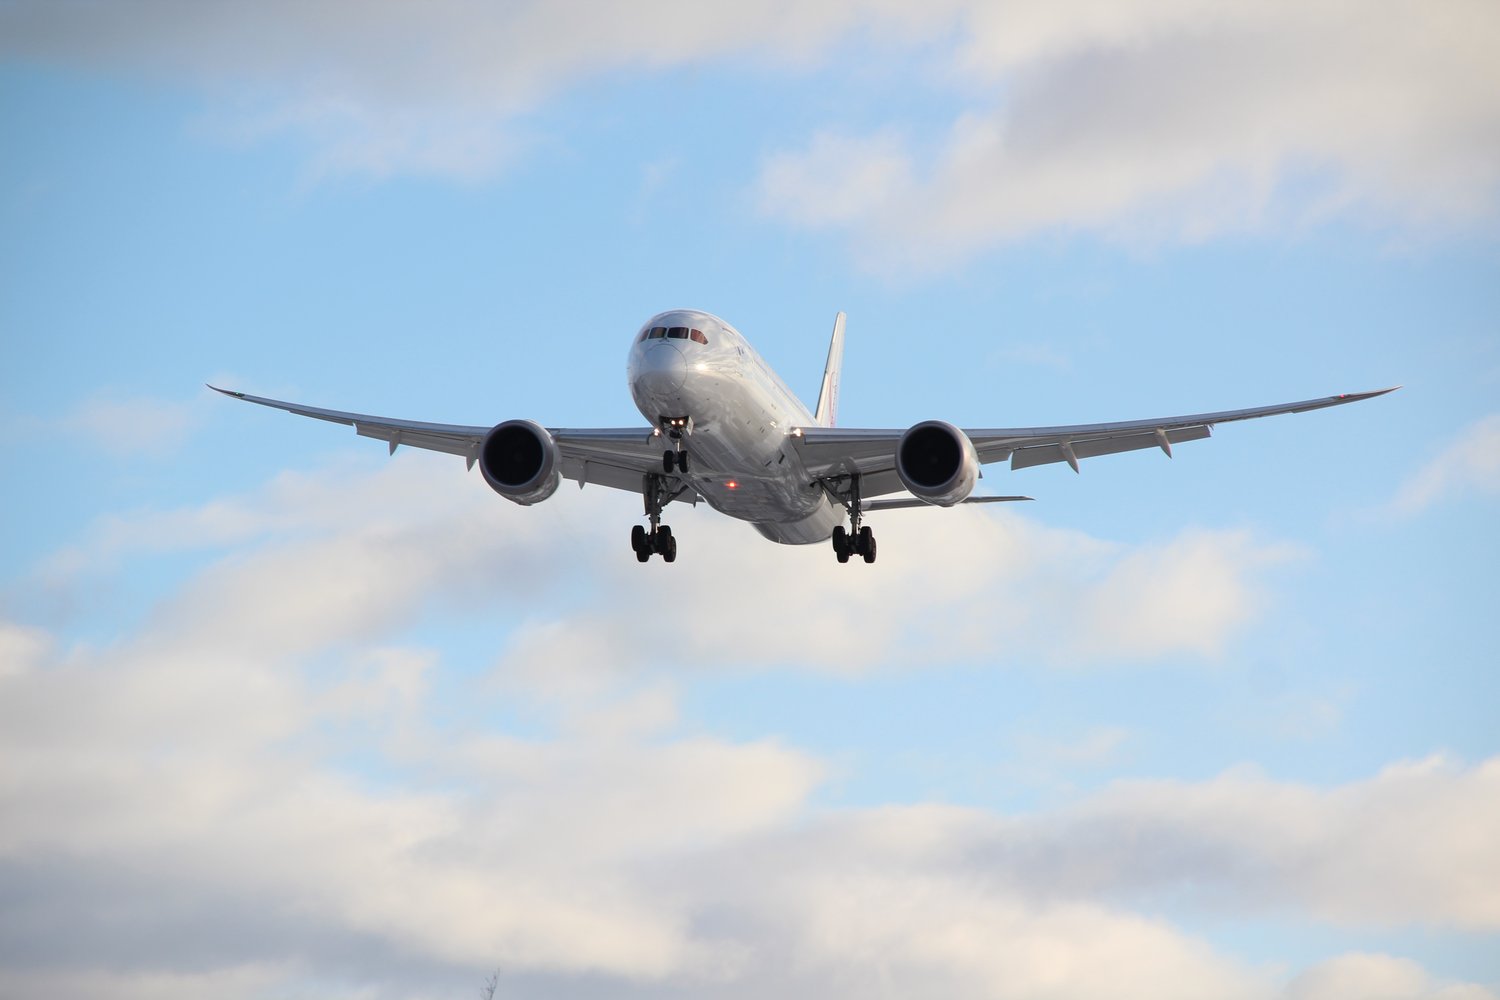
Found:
[212,309,1396,564]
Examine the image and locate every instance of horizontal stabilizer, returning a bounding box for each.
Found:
[863,494,1033,512]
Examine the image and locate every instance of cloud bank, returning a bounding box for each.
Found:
[3,457,1497,998]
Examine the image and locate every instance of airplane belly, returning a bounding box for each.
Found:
[752,500,842,545]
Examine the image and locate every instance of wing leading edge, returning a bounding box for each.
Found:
[791,386,1399,496]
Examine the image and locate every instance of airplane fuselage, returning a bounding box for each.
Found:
[627,309,842,544]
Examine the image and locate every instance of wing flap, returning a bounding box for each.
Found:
[354,422,482,459]
[1010,424,1210,470]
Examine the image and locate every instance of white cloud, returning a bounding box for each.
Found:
[34,453,1296,679]
[757,0,1500,270]
[493,502,1300,688]
[974,755,1500,930]
[1286,953,1498,1000]
[5,0,1494,257]
[4,458,1494,997]
[1389,414,1500,515]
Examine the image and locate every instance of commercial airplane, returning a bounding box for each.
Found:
[212,309,1395,564]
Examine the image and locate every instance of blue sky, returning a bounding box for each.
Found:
[2,3,1498,998]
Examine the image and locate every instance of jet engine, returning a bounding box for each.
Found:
[478,419,561,506]
[896,420,979,507]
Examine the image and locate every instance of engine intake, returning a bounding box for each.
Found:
[479,419,561,506]
[896,420,978,507]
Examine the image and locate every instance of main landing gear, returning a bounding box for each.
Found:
[828,473,876,564]
[631,473,685,563]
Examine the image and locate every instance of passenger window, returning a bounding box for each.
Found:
[649,327,667,339]
[690,329,708,345]
[668,326,688,339]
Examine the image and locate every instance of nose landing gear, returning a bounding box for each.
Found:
[659,416,693,475]
[662,449,690,474]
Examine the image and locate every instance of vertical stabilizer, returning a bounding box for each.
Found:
[815,311,846,427]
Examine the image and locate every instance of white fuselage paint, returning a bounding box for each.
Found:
[626,309,843,545]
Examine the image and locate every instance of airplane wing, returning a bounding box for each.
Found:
[208,386,692,501]
[790,387,1398,498]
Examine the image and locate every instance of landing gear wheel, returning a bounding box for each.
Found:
[654,525,676,562]
[858,525,876,564]
[631,524,647,553]
[636,545,651,562]
[678,451,690,473]
[663,451,676,474]
[832,525,850,563]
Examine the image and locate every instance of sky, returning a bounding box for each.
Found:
[1,2,1498,998]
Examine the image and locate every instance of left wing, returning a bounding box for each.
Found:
[791,387,1398,498]
[208,386,684,500]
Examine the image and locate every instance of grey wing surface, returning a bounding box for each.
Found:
[208,386,683,500]
[791,387,1398,498]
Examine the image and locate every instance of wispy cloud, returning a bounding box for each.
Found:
[60,393,197,458]
[1,0,901,182]
[1388,414,1500,516]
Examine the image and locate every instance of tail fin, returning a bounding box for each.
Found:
[815,311,846,427]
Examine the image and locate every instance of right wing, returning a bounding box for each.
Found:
[791,387,1399,497]
[209,386,690,501]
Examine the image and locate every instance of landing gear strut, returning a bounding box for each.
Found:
[827,473,876,564]
[631,473,682,563]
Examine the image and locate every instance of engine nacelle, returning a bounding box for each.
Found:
[478,419,561,506]
[896,420,979,507]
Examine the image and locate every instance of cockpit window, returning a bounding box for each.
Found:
[642,324,707,344]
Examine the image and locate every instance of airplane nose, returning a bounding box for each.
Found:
[636,340,687,395]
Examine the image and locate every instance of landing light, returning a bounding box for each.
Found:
[726,480,739,489]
